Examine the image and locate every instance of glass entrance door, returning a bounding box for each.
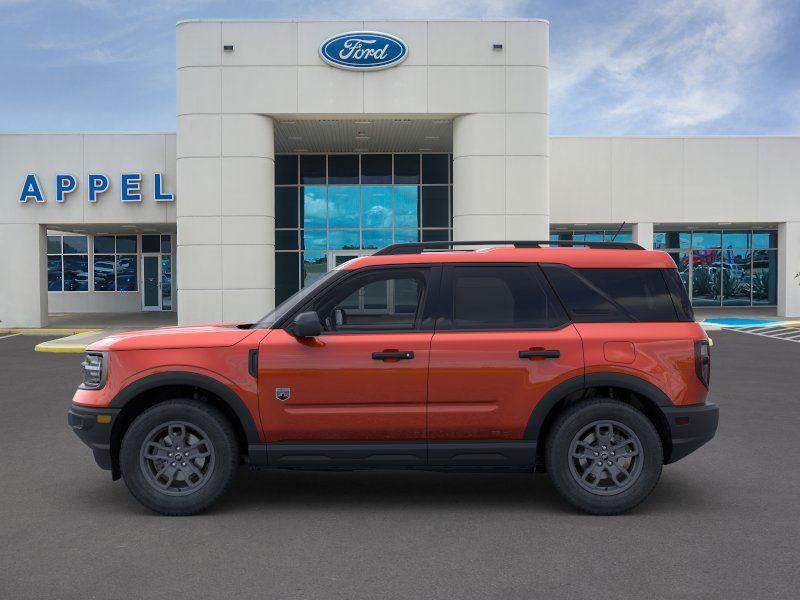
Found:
[142,255,161,311]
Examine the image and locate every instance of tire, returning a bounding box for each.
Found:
[120,400,239,515]
[545,399,663,515]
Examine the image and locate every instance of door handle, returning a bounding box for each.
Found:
[519,349,560,359]
[372,350,414,360]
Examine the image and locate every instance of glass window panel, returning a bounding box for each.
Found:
[394,154,420,184]
[668,251,691,295]
[116,255,137,291]
[362,186,392,228]
[421,154,448,184]
[275,230,299,251]
[692,231,721,249]
[328,155,358,184]
[300,155,325,184]
[752,230,778,249]
[395,229,419,243]
[62,235,87,254]
[573,232,604,242]
[722,249,751,306]
[362,229,393,250]
[275,187,299,229]
[752,249,777,305]
[394,186,419,228]
[422,229,450,242]
[607,231,632,242]
[320,274,425,329]
[161,255,172,310]
[93,255,116,291]
[302,252,327,287]
[302,186,326,228]
[574,268,678,322]
[653,232,666,249]
[276,252,300,304]
[301,229,327,250]
[361,154,391,184]
[722,231,750,248]
[657,231,690,249]
[421,186,449,228]
[329,230,360,250]
[275,155,298,185]
[328,186,359,228]
[161,235,172,254]
[63,255,89,291]
[47,235,62,254]
[47,256,62,291]
[116,235,137,254]
[141,234,160,253]
[94,235,114,253]
[691,250,721,306]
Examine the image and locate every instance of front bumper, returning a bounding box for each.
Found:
[68,404,120,471]
[662,401,719,464]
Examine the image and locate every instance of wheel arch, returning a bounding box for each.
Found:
[525,373,674,465]
[108,372,261,480]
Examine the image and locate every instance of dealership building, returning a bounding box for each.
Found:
[1,18,799,327]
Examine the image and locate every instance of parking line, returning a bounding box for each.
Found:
[0,333,21,341]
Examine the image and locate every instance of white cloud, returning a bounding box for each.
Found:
[551,0,791,133]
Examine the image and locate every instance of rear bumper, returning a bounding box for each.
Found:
[662,402,719,464]
[68,404,120,471]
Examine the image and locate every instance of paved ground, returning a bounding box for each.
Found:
[0,331,798,599]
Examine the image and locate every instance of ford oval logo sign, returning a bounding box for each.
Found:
[320,31,408,71]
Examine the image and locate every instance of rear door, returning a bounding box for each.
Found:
[427,264,584,466]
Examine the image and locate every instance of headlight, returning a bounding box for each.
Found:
[80,352,106,390]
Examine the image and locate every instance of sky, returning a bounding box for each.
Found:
[0,0,798,135]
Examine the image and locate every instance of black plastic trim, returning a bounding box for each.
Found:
[661,402,719,463]
[68,405,121,471]
[248,349,258,378]
[428,440,537,467]
[584,372,673,406]
[107,371,261,445]
[374,240,644,255]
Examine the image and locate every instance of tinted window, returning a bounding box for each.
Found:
[542,265,679,322]
[662,268,694,321]
[141,234,160,253]
[361,154,392,184]
[448,266,567,330]
[328,155,358,184]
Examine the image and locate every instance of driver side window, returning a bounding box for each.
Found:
[313,269,428,332]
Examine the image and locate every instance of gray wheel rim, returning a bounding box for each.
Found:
[139,421,215,497]
[568,420,643,496]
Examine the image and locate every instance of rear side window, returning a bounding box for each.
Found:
[445,265,568,330]
[662,268,694,321]
[541,265,680,322]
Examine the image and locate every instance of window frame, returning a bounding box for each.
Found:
[436,263,570,333]
[283,264,442,335]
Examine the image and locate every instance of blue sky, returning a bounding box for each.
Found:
[1,0,798,135]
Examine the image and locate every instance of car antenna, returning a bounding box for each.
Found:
[609,221,626,242]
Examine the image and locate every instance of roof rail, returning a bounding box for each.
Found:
[373,240,644,256]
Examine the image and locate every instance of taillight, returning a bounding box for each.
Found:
[694,340,711,388]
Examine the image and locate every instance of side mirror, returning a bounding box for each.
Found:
[288,311,322,338]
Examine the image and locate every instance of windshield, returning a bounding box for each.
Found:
[252,270,340,328]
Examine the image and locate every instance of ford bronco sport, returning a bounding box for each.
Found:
[68,240,718,515]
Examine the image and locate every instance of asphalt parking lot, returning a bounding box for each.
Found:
[0,331,798,599]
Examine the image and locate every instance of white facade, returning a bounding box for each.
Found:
[0,19,798,327]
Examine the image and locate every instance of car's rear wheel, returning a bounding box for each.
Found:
[545,399,663,515]
[120,400,238,515]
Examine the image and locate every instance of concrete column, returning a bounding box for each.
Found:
[0,224,47,327]
[177,114,275,324]
[778,222,800,318]
[632,222,654,250]
[452,113,549,241]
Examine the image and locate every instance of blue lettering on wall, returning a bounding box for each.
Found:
[87,174,110,203]
[19,174,45,203]
[121,173,142,202]
[55,174,77,202]
[153,173,174,202]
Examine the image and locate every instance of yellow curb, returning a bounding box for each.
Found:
[34,343,88,353]
[0,328,100,335]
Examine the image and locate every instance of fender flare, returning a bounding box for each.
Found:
[523,372,671,441]
[108,371,261,445]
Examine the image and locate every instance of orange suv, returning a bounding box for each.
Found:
[68,240,718,515]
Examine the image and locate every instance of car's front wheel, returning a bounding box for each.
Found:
[545,399,663,515]
[120,400,239,515]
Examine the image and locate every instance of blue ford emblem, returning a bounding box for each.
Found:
[319,31,408,71]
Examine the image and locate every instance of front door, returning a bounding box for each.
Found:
[426,264,584,466]
[258,266,439,465]
[141,255,161,311]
